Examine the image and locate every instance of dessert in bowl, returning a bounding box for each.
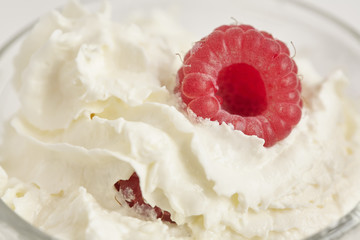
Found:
[1,0,360,239]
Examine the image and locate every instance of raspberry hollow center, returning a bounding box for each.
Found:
[216,63,267,116]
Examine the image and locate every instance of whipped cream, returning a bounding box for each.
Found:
[1,1,360,240]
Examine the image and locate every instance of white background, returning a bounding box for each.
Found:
[0,0,360,239]
[0,0,360,47]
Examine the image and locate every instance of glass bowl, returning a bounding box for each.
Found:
[1,0,360,239]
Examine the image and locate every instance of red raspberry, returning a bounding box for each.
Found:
[177,24,302,147]
[114,172,175,224]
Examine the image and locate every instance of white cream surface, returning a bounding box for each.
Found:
[1,1,360,240]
